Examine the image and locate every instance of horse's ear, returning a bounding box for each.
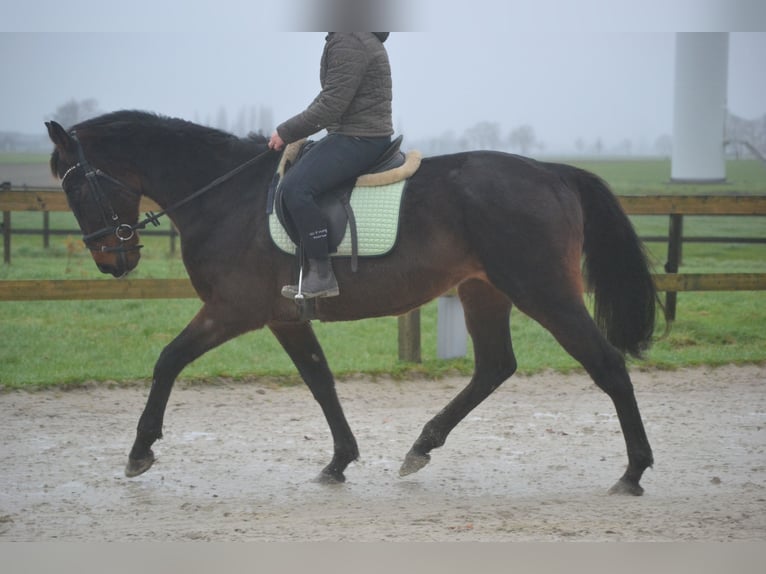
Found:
[46,121,75,152]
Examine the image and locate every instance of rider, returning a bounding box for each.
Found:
[268,32,394,299]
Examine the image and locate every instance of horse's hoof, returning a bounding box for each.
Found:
[125,451,155,478]
[313,467,346,485]
[608,478,644,496]
[399,450,430,477]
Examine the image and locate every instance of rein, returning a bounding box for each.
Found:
[131,147,276,234]
[63,134,275,253]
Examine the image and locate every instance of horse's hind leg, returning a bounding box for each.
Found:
[269,321,359,484]
[522,300,653,495]
[400,279,516,476]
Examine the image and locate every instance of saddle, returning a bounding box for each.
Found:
[267,135,421,271]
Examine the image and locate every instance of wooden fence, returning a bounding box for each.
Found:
[0,187,173,262]
[2,187,765,362]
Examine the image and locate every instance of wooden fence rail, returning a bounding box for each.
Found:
[1,273,765,303]
[5,188,765,215]
[0,188,171,262]
[2,188,765,362]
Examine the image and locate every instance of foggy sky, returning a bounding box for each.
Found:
[1,1,765,154]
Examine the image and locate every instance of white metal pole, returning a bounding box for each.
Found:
[671,32,729,182]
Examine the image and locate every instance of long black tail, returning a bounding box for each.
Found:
[548,163,657,357]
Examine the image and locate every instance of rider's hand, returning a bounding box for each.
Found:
[268,131,285,151]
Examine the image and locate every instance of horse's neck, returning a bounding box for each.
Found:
[140,148,274,234]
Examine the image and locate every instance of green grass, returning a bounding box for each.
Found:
[1,158,764,389]
[569,157,766,194]
[0,153,49,165]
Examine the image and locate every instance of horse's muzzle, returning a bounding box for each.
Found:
[94,247,140,278]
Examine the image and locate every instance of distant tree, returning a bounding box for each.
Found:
[248,106,258,134]
[424,130,462,155]
[592,137,604,155]
[258,105,274,136]
[574,137,586,154]
[508,124,537,155]
[726,112,766,158]
[49,98,100,128]
[464,121,501,150]
[215,106,229,132]
[439,130,460,153]
[616,138,633,156]
[233,106,248,136]
[0,132,12,152]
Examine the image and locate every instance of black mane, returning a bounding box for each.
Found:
[74,110,256,148]
[51,110,270,178]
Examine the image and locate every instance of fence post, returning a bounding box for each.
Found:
[170,224,178,255]
[3,211,10,264]
[664,214,684,320]
[43,211,50,248]
[437,295,467,359]
[398,309,421,363]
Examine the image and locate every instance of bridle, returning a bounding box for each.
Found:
[61,132,143,255]
[61,132,276,256]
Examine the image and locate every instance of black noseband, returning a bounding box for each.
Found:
[61,133,143,255]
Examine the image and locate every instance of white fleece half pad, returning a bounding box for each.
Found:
[269,180,407,257]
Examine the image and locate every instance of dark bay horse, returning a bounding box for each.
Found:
[46,110,657,495]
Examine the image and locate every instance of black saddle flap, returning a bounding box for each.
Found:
[268,135,404,268]
[274,180,351,254]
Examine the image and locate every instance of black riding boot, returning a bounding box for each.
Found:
[281,257,340,299]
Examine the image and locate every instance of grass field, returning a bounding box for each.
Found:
[1,157,764,388]
[0,153,49,165]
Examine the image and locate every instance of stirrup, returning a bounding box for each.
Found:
[282,257,307,300]
[280,262,339,299]
[281,283,339,299]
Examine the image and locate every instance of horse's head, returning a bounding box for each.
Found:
[46,120,143,277]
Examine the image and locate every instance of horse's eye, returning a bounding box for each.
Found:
[64,181,86,202]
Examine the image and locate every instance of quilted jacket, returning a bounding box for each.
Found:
[276,33,393,143]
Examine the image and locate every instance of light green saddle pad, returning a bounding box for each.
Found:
[269,180,407,257]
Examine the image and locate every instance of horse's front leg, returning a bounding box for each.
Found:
[269,321,359,483]
[125,306,245,477]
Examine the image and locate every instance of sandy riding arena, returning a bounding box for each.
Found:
[0,365,764,541]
